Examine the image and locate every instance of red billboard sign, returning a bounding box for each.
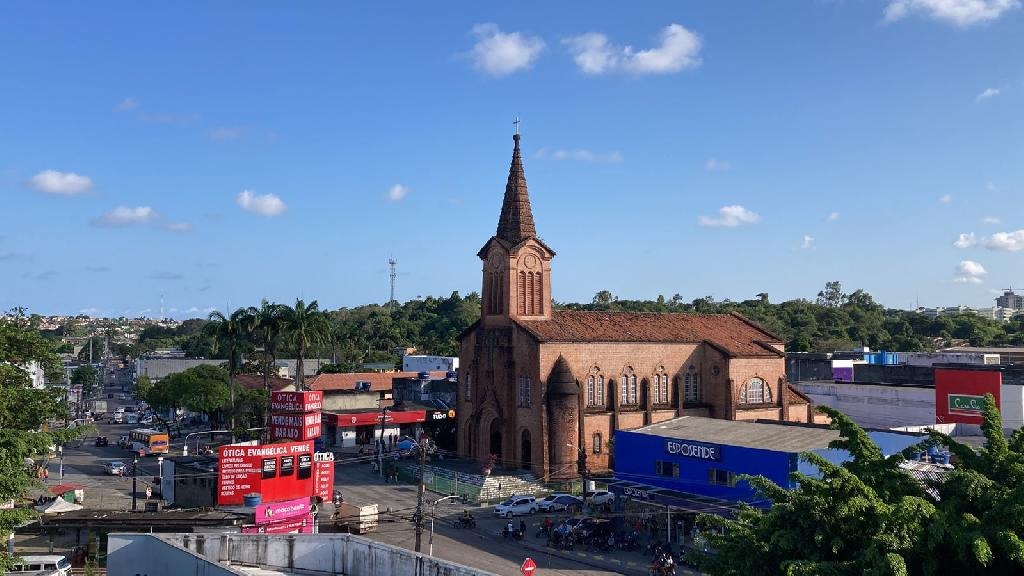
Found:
[217,440,315,506]
[270,412,323,442]
[935,368,1001,425]
[254,496,309,525]
[313,452,335,501]
[324,410,426,427]
[241,512,314,534]
[270,391,323,413]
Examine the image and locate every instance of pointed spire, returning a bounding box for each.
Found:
[495,132,537,245]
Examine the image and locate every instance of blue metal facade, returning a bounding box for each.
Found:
[613,429,798,504]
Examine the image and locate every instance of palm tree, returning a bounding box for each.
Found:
[280,299,331,391]
[244,300,286,426]
[204,307,253,437]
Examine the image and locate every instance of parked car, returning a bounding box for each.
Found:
[537,494,583,513]
[104,461,127,476]
[556,517,610,540]
[94,436,109,447]
[584,490,615,506]
[493,495,537,517]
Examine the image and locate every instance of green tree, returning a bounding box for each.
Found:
[71,365,101,403]
[205,308,253,436]
[816,281,847,308]
[243,300,286,425]
[280,299,330,391]
[161,365,232,428]
[1,316,83,570]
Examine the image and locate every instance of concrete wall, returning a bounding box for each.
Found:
[139,532,497,576]
[853,364,935,386]
[108,533,238,576]
[794,381,936,429]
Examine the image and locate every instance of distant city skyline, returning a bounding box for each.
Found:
[1,2,1021,318]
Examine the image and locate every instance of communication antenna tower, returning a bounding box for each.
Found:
[389,257,398,305]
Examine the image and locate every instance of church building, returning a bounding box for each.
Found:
[457,132,813,480]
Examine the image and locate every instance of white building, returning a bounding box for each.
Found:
[402,355,458,373]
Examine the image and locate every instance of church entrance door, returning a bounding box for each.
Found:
[489,418,502,463]
[520,430,532,470]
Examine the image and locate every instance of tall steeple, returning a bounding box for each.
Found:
[495,133,536,245]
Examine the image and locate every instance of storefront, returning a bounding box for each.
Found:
[323,409,429,449]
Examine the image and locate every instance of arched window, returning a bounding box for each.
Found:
[587,375,595,406]
[593,433,602,454]
[653,368,669,404]
[518,272,527,315]
[517,375,532,407]
[684,369,700,403]
[596,375,604,407]
[741,377,771,404]
[621,368,638,405]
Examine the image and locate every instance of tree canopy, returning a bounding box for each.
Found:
[693,395,1024,575]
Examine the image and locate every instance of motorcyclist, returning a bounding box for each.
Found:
[462,510,474,522]
[519,520,526,538]
[505,519,514,538]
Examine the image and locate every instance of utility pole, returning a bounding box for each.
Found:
[414,441,427,552]
[132,456,139,511]
[578,448,588,509]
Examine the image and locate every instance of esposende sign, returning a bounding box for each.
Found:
[665,439,721,461]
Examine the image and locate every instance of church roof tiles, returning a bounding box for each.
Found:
[516,310,785,358]
[495,134,536,245]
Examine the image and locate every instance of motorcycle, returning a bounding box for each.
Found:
[536,524,552,539]
[454,517,476,529]
[501,527,524,541]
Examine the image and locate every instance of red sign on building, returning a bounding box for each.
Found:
[935,368,1001,425]
[324,410,427,427]
[313,452,335,501]
[217,440,315,506]
[270,391,323,413]
[270,412,323,441]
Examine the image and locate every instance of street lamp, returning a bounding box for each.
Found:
[428,494,462,557]
[157,456,164,501]
[132,456,139,511]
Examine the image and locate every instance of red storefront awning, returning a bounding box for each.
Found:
[325,410,426,427]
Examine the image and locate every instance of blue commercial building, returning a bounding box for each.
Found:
[610,416,923,514]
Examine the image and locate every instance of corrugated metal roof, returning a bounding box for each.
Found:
[630,416,841,453]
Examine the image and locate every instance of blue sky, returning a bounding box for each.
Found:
[1,1,1021,318]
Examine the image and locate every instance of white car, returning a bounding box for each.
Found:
[493,495,537,518]
[105,461,127,476]
[585,490,615,506]
[536,493,574,512]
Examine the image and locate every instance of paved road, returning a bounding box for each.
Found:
[331,458,697,576]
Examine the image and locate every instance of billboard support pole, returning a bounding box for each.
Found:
[414,442,427,552]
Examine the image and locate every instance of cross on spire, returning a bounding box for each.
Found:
[513,116,521,136]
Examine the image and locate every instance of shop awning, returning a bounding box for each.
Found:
[324,410,426,427]
[607,479,747,518]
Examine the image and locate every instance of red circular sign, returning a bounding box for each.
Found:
[521,557,537,575]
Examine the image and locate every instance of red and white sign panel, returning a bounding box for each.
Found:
[935,368,1001,425]
[313,452,335,501]
[270,391,324,413]
[270,412,323,442]
[217,440,315,506]
[254,496,309,525]
[521,557,537,576]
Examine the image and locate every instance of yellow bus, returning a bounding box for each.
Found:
[129,428,170,456]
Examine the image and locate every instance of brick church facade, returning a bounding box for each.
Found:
[457,132,813,480]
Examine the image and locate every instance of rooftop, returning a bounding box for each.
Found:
[305,371,448,392]
[630,416,841,453]
[517,310,784,357]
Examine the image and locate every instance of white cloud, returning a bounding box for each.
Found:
[536,148,623,163]
[826,211,840,222]
[209,126,243,141]
[982,216,1001,225]
[884,0,1020,26]
[699,205,761,228]
[90,206,157,227]
[387,184,409,202]
[954,232,977,248]
[954,259,987,283]
[705,158,730,172]
[563,24,702,75]
[939,194,953,204]
[986,230,1024,251]
[164,221,194,233]
[468,23,545,76]
[236,190,287,216]
[29,170,94,195]
[117,97,140,111]
[801,235,815,249]
[976,87,1002,101]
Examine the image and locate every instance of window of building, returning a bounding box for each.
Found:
[620,369,638,404]
[655,460,679,478]
[593,433,602,454]
[596,376,604,406]
[517,376,531,407]
[741,377,771,404]
[707,468,736,487]
[684,370,701,403]
[587,376,595,406]
[653,369,669,404]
